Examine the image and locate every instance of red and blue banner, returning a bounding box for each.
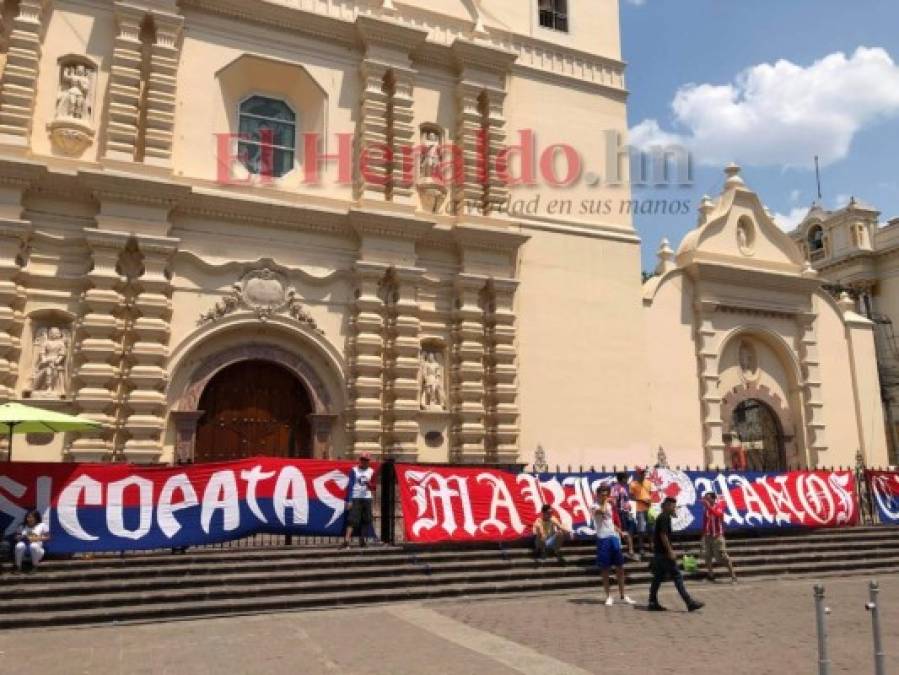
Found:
[866,470,899,524]
[0,458,372,553]
[397,465,859,544]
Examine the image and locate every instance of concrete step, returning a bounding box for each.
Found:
[2,553,898,630]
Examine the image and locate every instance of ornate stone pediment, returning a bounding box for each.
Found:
[198,267,323,333]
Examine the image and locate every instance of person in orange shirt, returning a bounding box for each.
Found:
[629,466,654,558]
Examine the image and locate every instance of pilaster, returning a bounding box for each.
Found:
[450,275,486,462]
[484,279,519,463]
[122,235,178,463]
[695,300,724,465]
[797,312,827,457]
[70,230,127,462]
[0,0,49,147]
[0,220,28,401]
[384,266,422,459]
[347,261,387,456]
[142,12,183,166]
[104,2,145,162]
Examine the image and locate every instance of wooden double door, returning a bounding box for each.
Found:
[194,360,313,463]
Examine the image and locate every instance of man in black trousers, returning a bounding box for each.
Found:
[648,496,704,612]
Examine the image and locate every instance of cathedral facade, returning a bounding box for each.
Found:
[0,0,887,470]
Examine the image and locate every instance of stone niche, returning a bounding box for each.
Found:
[23,320,73,400]
[418,338,449,460]
[48,54,98,156]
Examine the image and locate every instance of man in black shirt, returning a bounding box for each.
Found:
[648,497,704,612]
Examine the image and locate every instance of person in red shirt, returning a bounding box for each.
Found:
[702,492,736,583]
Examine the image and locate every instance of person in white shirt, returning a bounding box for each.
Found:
[14,510,49,573]
[340,453,377,549]
[591,485,635,607]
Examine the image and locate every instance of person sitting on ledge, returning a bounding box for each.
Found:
[14,510,50,574]
[533,504,571,562]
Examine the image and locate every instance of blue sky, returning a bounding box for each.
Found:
[620,0,899,271]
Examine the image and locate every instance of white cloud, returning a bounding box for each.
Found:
[772,207,810,232]
[789,189,801,203]
[629,47,899,168]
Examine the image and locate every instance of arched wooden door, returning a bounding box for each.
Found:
[731,398,786,471]
[194,360,313,463]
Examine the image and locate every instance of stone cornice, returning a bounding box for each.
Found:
[179,0,626,94]
[356,14,428,53]
[452,221,530,253]
[78,169,191,208]
[0,158,47,187]
[348,206,435,241]
[451,38,518,74]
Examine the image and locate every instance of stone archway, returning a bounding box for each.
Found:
[170,344,339,463]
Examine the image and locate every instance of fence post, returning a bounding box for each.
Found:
[380,458,396,545]
[866,580,886,675]
[814,584,831,675]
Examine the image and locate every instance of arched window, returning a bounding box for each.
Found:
[807,224,825,252]
[238,95,296,178]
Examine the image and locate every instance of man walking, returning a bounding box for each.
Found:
[648,496,704,612]
[703,491,737,583]
[341,452,376,549]
[532,504,571,562]
[629,466,653,557]
[592,485,635,607]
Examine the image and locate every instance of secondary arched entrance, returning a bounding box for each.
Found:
[730,398,787,471]
[194,360,313,462]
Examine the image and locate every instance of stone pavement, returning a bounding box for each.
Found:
[0,573,895,674]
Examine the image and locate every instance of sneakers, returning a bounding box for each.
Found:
[687,600,705,612]
[604,596,615,606]
[338,542,349,550]
[620,595,636,606]
[647,602,667,612]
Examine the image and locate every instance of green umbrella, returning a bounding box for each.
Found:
[0,402,104,461]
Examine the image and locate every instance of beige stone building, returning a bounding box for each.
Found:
[789,200,899,464]
[0,0,887,470]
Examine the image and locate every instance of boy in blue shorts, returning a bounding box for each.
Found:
[592,484,635,607]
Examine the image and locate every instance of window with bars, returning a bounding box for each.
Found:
[238,95,296,178]
[539,0,569,32]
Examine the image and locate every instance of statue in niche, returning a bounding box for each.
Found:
[738,340,758,380]
[55,64,92,121]
[420,349,446,410]
[29,326,70,397]
[420,127,443,180]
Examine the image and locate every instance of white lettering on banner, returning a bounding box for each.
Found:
[36,476,51,529]
[0,476,27,536]
[106,476,154,540]
[797,473,836,525]
[273,466,309,526]
[872,475,899,520]
[201,470,240,533]
[727,475,774,527]
[517,474,544,516]
[240,465,276,523]
[407,471,476,537]
[759,475,803,525]
[313,470,348,528]
[477,473,525,535]
[57,475,102,541]
[158,473,200,538]
[828,473,856,524]
[563,476,595,535]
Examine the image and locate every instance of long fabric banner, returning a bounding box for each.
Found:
[396,464,859,544]
[0,458,371,553]
[865,470,899,524]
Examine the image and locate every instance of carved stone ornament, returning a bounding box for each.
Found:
[736,218,755,256]
[419,347,446,411]
[738,339,759,382]
[198,267,323,333]
[48,57,97,156]
[26,324,72,399]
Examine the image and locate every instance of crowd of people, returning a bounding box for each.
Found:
[532,466,739,611]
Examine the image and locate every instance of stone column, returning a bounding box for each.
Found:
[450,275,486,462]
[104,2,145,162]
[0,0,49,146]
[385,267,422,459]
[389,68,416,205]
[355,59,391,202]
[483,90,509,215]
[70,230,127,462]
[142,12,183,167]
[122,235,178,463]
[797,312,827,460]
[170,409,203,464]
[487,279,519,463]
[0,220,27,401]
[453,82,486,217]
[309,413,338,459]
[695,301,725,466]
[347,262,387,456]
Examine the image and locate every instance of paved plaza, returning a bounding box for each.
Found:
[0,573,896,674]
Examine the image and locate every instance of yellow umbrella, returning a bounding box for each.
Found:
[0,402,104,461]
